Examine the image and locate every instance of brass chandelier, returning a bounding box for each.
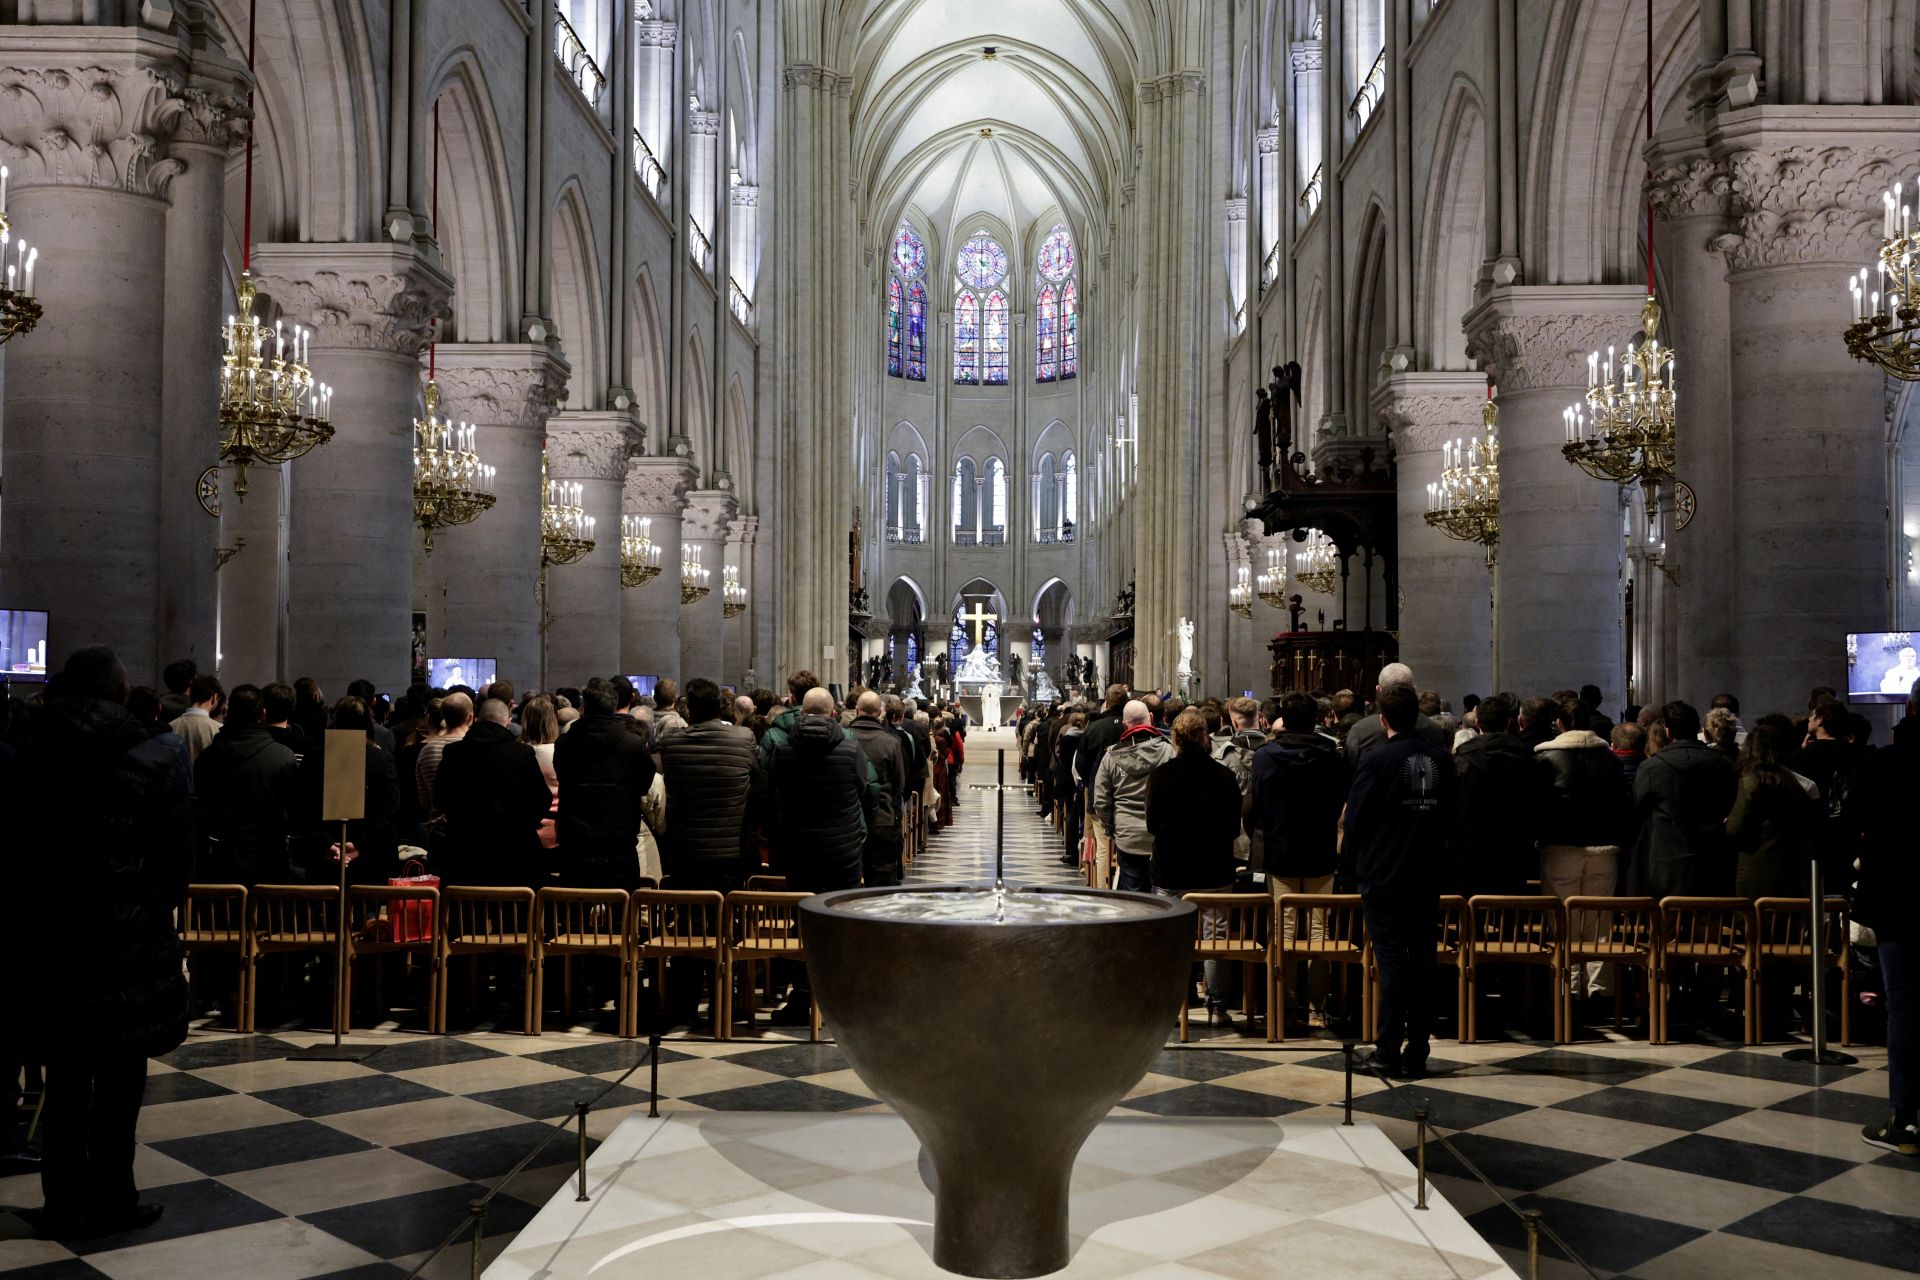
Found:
[620,515,662,587]
[412,375,495,553]
[1228,565,1253,619]
[722,562,748,618]
[679,543,711,604]
[0,173,42,344]
[1843,179,1920,380]
[1426,386,1502,566]
[1256,544,1289,609]
[1294,529,1338,595]
[540,453,596,567]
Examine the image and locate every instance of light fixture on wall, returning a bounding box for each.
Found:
[1426,384,1501,567]
[218,0,333,500]
[1294,529,1338,596]
[1844,178,1920,380]
[1229,565,1254,619]
[1561,0,1677,497]
[1256,544,1289,609]
[621,515,662,587]
[722,563,748,618]
[0,171,42,343]
[540,453,596,567]
[680,543,711,605]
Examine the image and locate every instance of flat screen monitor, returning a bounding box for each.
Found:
[426,657,496,690]
[1,609,49,676]
[1846,632,1918,705]
[625,675,659,700]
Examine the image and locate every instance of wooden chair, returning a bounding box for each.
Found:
[1433,895,1470,1042]
[245,885,341,1034]
[721,890,816,1040]
[1753,896,1852,1046]
[342,884,442,1033]
[536,888,635,1037]
[1178,893,1271,1043]
[1464,895,1567,1043]
[439,887,538,1035]
[180,885,249,1031]
[744,874,789,890]
[1563,896,1661,1043]
[1657,897,1756,1045]
[1271,894,1371,1044]
[631,889,726,1035]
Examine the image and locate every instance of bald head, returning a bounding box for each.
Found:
[441,692,474,729]
[802,686,836,715]
[1376,662,1414,693]
[734,694,755,721]
[856,690,886,718]
[1122,699,1150,727]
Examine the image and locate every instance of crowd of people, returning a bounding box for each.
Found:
[1011,661,1917,1158]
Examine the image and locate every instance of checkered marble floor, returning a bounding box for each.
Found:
[908,738,1082,888]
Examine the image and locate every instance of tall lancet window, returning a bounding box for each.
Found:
[988,457,1008,539]
[1062,450,1078,534]
[1035,225,1076,382]
[953,229,1009,384]
[886,221,927,381]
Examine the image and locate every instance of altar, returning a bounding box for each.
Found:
[960,689,1023,728]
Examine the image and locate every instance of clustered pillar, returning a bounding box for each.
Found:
[544,414,639,687]
[620,456,697,682]
[680,490,736,683]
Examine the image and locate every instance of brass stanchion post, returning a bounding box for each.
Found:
[1341,1041,1354,1126]
[1414,1109,1429,1210]
[574,1100,590,1202]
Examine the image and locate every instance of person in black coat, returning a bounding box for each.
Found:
[1249,691,1349,890]
[5,647,193,1236]
[1856,688,1920,1154]
[437,697,555,887]
[1626,701,1738,898]
[192,687,299,885]
[1146,710,1243,894]
[553,686,657,888]
[765,687,883,893]
[658,678,763,890]
[1451,695,1540,894]
[1534,698,1631,1002]
[328,695,401,883]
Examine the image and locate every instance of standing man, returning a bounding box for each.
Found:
[8,648,193,1236]
[1344,664,1448,762]
[435,698,552,887]
[1626,701,1738,897]
[1093,700,1172,892]
[658,678,763,891]
[765,687,883,893]
[1343,685,1455,1078]
[169,673,224,767]
[848,691,908,886]
[553,684,657,888]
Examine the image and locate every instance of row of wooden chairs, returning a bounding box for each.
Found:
[1176,892,1852,1047]
[180,882,821,1041]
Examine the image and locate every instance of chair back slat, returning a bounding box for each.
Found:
[442,886,535,948]
[1659,896,1754,960]
[346,884,440,949]
[633,889,726,955]
[1435,895,1468,962]
[1273,893,1368,960]
[539,888,629,949]
[1753,897,1850,959]
[1466,894,1563,956]
[725,890,809,955]
[1182,893,1270,959]
[249,884,338,945]
[1564,895,1659,958]
[182,884,248,943]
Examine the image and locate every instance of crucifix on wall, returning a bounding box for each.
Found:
[959,600,997,650]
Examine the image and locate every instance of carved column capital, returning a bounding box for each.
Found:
[1712,140,1920,269]
[250,242,454,357]
[1372,372,1492,454]
[635,20,677,49]
[1645,155,1731,221]
[547,411,641,482]
[431,343,571,430]
[682,489,737,542]
[1462,285,1649,393]
[623,455,698,514]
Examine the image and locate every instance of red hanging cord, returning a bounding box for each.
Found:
[242,0,256,272]
[1644,0,1655,298]
[428,99,439,379]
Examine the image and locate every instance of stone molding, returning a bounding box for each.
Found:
[690,109,720,137]
[730,182,758,207]
[547,412,640,482]
[431,344,570,431]
[682,489,737,542]
[636,20,676,49]
[251,242,454,357]
[0,51,246,197]
[1225,196,1247,221]
[1138,71,1205,103]
[781,64,838,92]
[1290,42,1323,74]
[1373,372,1491,454]
[1462,286,1648,393]
[1645,156,1730,221]
[1713,142,1920,270]
[728,514,760,548]
[1256,126,1281,154]
[624,456,698,514]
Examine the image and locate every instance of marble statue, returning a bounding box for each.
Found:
[1176,616,1195,680]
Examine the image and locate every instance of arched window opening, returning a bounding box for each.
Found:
[886,221,927,382]
[1036,226,1077,383]
[954,229,1009,384]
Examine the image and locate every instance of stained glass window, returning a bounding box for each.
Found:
[953,289,980,384]
[1035,284,1058,382]
[885,277,903,378]
[983,289,1009,384]
[891,222,926,279]
[956,231,1008,290]
[1038,226,1075,281]
[905,281,926,381]
[1061,280,1079,380]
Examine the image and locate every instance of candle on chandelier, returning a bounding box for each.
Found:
[1,165,9,215]
[1588,350,1599,388]
[25,248,36,295]
[1888,190,1899,240]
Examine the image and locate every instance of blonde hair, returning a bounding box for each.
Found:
[1171,707,1208,750]
[521,694,560,746]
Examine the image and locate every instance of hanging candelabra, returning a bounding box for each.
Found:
[1425,386,1502,567]
[1843,177,1920,380]
[680,543,711,604]
[722,563,748,618]
[0,171,42,343]
[541,453,596,566]
[1256,544,1289,609]
[1229,565,1254,619]
[621,515,662,587]
[1294,529,1338,595]
[412,377,495,553]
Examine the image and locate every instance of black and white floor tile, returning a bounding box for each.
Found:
[908,736,1083,888]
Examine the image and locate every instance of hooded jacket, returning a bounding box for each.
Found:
[1453,731,1540,894]
[1093,725,1173,856]
[193,722,299,884]
[1248,730,1349,880]
[767,712,882,891]
[554,712,658,887]
[437,720,553,886]
[1626,738,1738,897]
[1146,747,1243,891]
[1074,702,1128,791]
[1211,728,1269,865]
[658,717,763,885]
[5,696,193,1059]
[848,715,907,833]
[1534,728,1629,849]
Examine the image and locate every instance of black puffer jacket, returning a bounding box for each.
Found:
[193,723,299,884]
[1627,739,1738,897]
[437,721,553,886]
[658,718,762,886]
[554,712,657,887]
[767,713,877,892]
[1534,729,1629,848]
[1145,747,1244,891]
[1248,731,1349,879]
[1453,732,1540,894]
[848,716,907,832]
[5,697,194,1059]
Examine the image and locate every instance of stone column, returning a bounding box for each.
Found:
[620,455,696,680]
[1376,372,1494,700]
[1712,119,1920,713]
[1466,286,1643,708]
[424,344,570,687]
[215,464,286,685]
[544,412,637,686]
[252,243,452,696]
[679,489,735,680]
[634,18,676,195]
[0,48,241,683]
[1256,126,1280,285]
[730,183,759,303]
[725,514,759,686]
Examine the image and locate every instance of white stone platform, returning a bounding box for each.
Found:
[486,1111,1515,1279]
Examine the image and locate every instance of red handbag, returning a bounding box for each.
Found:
[387,873,440,942]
